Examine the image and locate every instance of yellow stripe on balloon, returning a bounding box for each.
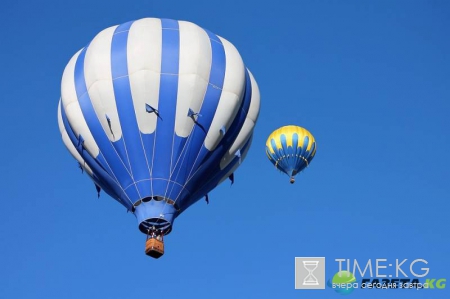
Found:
[266,125,315,154]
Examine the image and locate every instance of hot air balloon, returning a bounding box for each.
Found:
[57,18,260,258]
[265,126,316,184]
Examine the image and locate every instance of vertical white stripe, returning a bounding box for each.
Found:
[175,21,211,137]
[84,26,121,141]
[220,70,260,169]
[58,101,94,177]
[218,136,253,184]
[128,18,163,134]
[246,70,261,124]
[61,50,100,157]
[218,37,246,96]
[204,36,246,150]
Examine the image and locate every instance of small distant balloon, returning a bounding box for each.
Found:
[265,125,316,183]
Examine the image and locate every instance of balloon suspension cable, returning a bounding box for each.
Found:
[155,122,200,228]
[146,226,158,240]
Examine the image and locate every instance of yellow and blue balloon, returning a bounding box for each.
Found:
[266,125,316,183]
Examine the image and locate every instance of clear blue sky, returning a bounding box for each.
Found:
[1,1,449,298]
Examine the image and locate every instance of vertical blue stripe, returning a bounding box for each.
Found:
[185,30,226,171]
[182,133,254,211]
[266,146,277,166]
[152,19,180,196]
[141,133,155,195]
[279,134,291,173]
[293,134,304,172]
[307,142,316,163]
[111,21,151,193]
[270,139,278,159]
[174,69,253,204]
[286,134,295,173]
[60,103,132,209]
[73,47,135,190]
[292,133,299,172]
[300,136,309,158]
[171,29,226,189]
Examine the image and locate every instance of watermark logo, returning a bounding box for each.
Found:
[327,271,357,295]
[295,257,325,289]
[295,257,445,294]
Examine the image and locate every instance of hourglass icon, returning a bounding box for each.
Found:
[302,261,320,285]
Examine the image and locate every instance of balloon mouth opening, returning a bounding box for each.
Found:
[139,218,172,235]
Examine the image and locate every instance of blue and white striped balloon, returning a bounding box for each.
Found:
[58,18,260,235]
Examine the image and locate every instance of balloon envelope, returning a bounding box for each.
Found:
[265,125,316,183]
[58,18,260,235]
